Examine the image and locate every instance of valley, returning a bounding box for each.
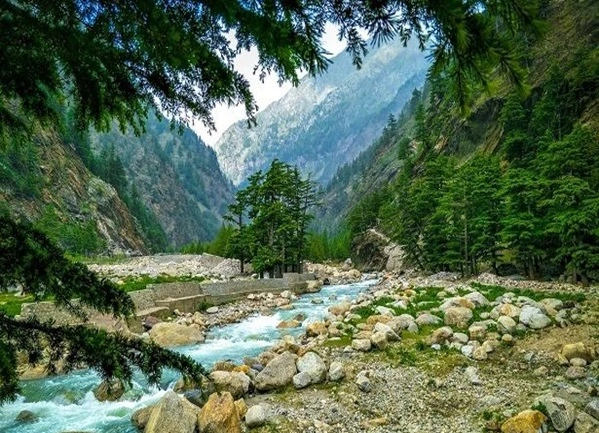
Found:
[1,1,598,433]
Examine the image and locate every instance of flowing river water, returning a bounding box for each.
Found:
[0,279,377,433]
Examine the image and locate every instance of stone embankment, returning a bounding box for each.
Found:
[128,270,599,433]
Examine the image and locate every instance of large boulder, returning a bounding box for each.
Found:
[328,302,352,316]
[389,314,416,331]
[464,292,490,307]
[198,392,241,433]
[501,409,547,433]
[428,326,454,345]
[562,342,595,362]
[254,352,297,391]
[209,371,251,399]
[444,306,473,328]
[370,331,388,350]
[306,322,328,337]
[328,362,345,382]
[93,378,125,402]
[351,339,372,352]
[292,371,312,389]
[276,320,301,329]
[519,306,551,329]
[537,396,576,432]
[246,405,269,428]
[351,230,389,271]
[15,410,38,424]
[131,406,154,431]
[296,352,327,385]
[145,390,199,433]
[498,316,517,334]
[440,297,476,311]
[415,313,443,326]
[149,322,205,347]
[374,322,400,341]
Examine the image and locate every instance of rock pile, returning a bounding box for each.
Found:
[309,279,585,365]
[132,341,343,431]
[501,393,599,433]
[88,254,242,280]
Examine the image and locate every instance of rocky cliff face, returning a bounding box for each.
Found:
[215,41,429,186]
[0,128,147,255]
[92,115,235,247]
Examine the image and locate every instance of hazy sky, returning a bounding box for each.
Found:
[193,24,347,146]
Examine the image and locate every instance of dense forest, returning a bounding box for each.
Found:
[340,1,599,283]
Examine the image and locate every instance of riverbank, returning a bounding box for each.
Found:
[6,265,599,433]
[234,272,599,433]
[129,270,599,433]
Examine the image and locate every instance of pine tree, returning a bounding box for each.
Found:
[0,0,539,137]
[0,217,203,403]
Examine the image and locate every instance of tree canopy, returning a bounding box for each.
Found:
[225,159,320,276]
[0,215,204,403]
[1,0,539,137]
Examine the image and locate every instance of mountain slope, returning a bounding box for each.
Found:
[322,0,599,277]
[92,115,235,247]
[0,125,147,255]
[215,41,429,185]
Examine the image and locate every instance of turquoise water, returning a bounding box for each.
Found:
[0,280,376,433]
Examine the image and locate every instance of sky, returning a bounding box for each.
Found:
[193,24,347,147]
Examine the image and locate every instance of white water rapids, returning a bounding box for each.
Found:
[0,279,377,433]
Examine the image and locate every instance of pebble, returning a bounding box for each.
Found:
[356,371,371,393]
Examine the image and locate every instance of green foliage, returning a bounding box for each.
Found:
[0,136,43,198]
[347,188,391,237]
[33,206,106,256]
[118,274,206,293]
[0,216,203,403]
[306,230,352,262]
[225,160,320,276]
[385,346,417,366]
[0,293,35,317]
[123,184,168,252]
[0,0,539,138]
[372,47,599,282]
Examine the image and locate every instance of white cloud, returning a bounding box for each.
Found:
[193,24,346,146]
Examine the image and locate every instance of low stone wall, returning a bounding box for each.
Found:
[19,273,318,326]
[19,301,130,333]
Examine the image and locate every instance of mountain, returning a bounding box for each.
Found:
[0,125,147,255]
[322,0,599,279]
[214,40,429,186]
[91,115,235,248]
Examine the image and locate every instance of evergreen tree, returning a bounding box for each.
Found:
[227,161,319,277]
[0,0,539,137]
[538,126,599,284]
[0,216,203,403]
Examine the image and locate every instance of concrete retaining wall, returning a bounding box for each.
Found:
[19,273,318,326]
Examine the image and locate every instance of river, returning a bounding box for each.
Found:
[0,279,377,433]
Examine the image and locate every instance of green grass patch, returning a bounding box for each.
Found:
[68,254,130,265]
[350,287,446,326]
[469,282,586,303]
[351,296,395,319]
[118,274,206,293]
[385,345,418,366]
[323,335,352,348]
[0,293,36,317]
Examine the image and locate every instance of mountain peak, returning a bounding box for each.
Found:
[214,40,429,186]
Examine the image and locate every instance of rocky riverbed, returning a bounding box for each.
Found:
[132,270,599,433]
[8,265,599,433]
